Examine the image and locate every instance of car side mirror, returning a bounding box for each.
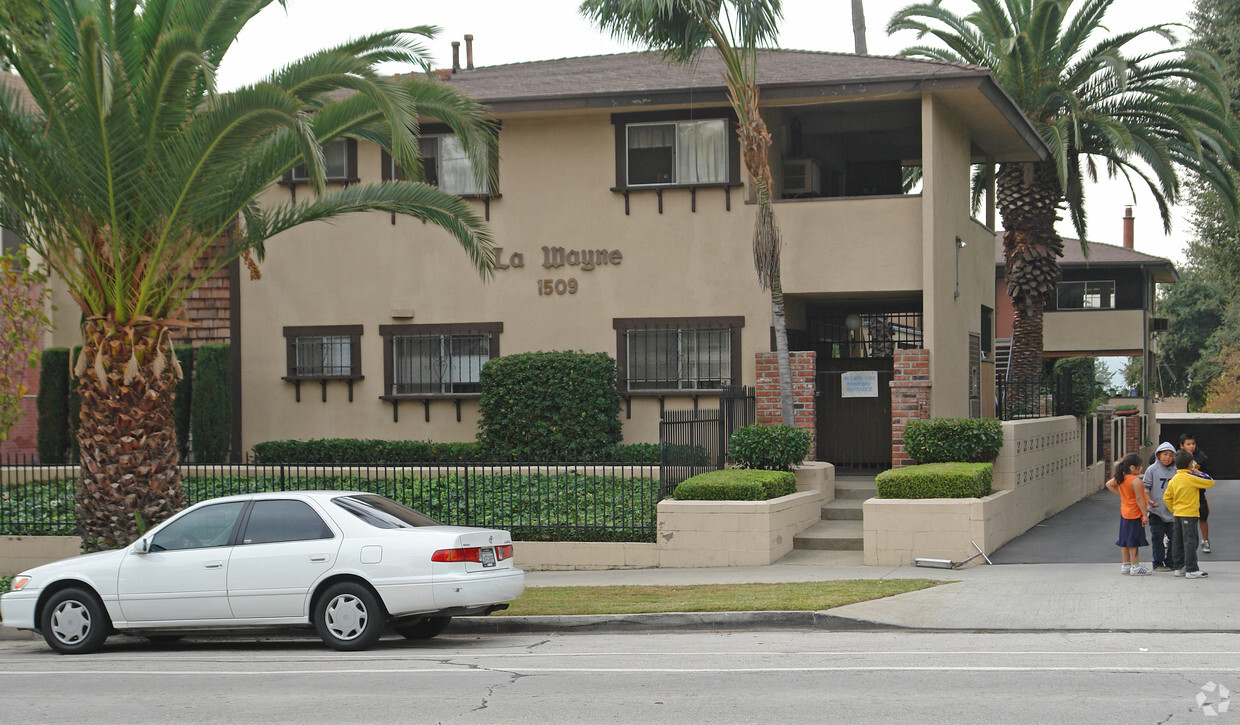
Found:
[134,537,150,554]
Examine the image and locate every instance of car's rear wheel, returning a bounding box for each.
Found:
[314,582,386,651]
[41,587,110,655]
[393,616,452,640]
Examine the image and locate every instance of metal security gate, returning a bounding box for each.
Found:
[817,360,893,472]
[658,387,756,496]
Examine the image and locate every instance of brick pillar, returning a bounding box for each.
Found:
[1124,414,1141,455]
[755,350,817,460]
[1097,405,1115,464]
[890,349,931,468]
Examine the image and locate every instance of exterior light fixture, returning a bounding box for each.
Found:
[844,313,862,331]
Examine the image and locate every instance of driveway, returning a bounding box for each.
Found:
[990,479,1239,563]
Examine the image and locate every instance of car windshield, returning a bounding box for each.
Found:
[332,494,442,529]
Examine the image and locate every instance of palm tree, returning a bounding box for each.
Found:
[580,0,796,426]
[889,0,1240,382]
[0,0,497,551]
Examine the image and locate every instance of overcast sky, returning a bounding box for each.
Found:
[218,0,1199,264]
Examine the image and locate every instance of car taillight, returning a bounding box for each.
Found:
[496,544,514,561]
[432,548,483,563]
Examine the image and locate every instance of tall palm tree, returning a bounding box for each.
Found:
[580,0,796,426]
[0,0,497,551]
[889,0,1240,382]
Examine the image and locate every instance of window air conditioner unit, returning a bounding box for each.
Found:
[1150,317,1170,332]
[783,158,823,196]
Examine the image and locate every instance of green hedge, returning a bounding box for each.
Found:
[0,473,659,543]
[67,345,82,462]
[173,345,195,460]
[728,424,811,471]
[673,469,798,500]
[35,348,70,464]
[250,438,660,464]
[876,463,993,499]
[476,351,622,460]
[191,343,230,462]
[903,418,1003,463]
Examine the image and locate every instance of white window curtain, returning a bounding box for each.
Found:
[295,335,351,376]
[627,123,675,150]
[438,135,484,195]
[322,139,349,179]
[676,120,727,184]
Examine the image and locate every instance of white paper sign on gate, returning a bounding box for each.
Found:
[841,370,879,398]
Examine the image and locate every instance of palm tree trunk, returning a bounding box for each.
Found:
[770,268,795,425]
[997,160,1064,383]
[74,317,185,552]
[851,0,868,55]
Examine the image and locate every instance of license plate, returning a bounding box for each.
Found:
[480,547,496,567]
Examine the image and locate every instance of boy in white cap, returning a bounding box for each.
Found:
[1143,442,1178,571]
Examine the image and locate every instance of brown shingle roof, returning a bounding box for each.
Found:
[994,232,1179,282]
[433,50,990,104]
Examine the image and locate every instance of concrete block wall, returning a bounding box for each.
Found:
[1,536,80,575]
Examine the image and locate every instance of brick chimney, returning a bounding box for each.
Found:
[451,41,461,73]
[465,35,474,70]
[1123,206,1134,249]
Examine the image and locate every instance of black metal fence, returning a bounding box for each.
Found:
[0,457,660,543]
[657,386,756,496]
[1083,413,1106,467]
[996,376,1074,421]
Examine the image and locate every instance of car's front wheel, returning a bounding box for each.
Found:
[41,587,111,655]
[314,582,386,651]
[393,616,453,640]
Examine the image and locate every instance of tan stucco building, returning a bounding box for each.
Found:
[229,49,1050,469]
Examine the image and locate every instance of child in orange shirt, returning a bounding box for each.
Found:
[1105,453,1149,575]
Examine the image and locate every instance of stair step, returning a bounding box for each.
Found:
[822,498,864,520]
[793,520,863,551]
[834,484,877,500]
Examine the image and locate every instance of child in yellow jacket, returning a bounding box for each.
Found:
[1164,450,1215,578]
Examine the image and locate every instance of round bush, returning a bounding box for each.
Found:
[728,424,811,471]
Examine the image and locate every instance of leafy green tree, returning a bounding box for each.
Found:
[890,0,1240,382]
[580,0,798,425]
[0,248,51,442]
[0,1,497,550]
[1152,273,1226,398]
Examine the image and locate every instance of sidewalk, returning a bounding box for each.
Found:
[454,549,1240,634]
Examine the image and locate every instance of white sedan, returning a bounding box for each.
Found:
[1,491,525,654]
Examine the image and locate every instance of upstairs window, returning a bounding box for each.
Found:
[289,138,358,184]
[626,119,728,186]
[379,323,502,398]
[1057,281,1115,310]
[382,130,496,196]
[614,317,743,393]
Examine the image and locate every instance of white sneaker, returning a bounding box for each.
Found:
[1202,540,1212,554]
[1121,563,1132,575]
[1129,565,1151,576]
[1174,569,1186,577]
[1187,570,1209,579]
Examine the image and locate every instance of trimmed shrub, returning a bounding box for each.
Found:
[35,347,70,463]
[660,443,710,466]
[476,351,622,460]
[250,438,660,464]
[67,345,82,462]
[191,343,230,462]
[673,469,798,500]
[903,418,1003,464]
[173,345,195,460]
[728,424,811,471]
[876,462,993,499]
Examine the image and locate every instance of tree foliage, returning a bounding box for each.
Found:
[1152,272,1226,398]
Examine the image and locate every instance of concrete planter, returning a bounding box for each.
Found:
[864,416,1108,566]
[1,536,80,575]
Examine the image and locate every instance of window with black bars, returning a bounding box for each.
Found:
[614,317,743,393]
[283,326,362,379]
[806,311,923,358]
[379,323,502,399]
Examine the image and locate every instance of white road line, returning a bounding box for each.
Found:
[4,666,1240,676]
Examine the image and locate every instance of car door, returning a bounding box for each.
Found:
[226,498,341,619]
[116,501,247,623]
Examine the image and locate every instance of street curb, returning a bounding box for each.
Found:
[450,611,904,634]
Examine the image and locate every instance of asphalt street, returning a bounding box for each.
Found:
[991,479,1239,564]
[2,631,1237,724]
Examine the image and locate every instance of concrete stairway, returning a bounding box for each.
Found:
[793,475,877,551]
